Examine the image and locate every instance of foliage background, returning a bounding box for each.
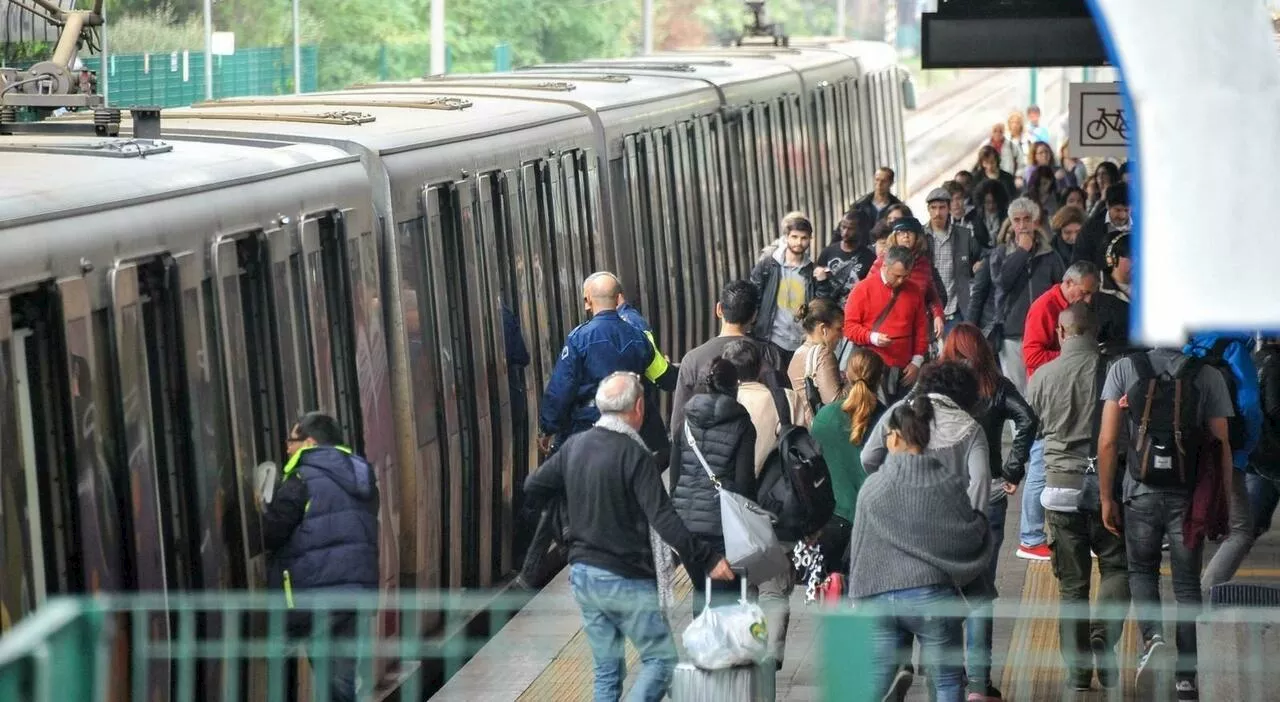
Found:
[3,0,901,89]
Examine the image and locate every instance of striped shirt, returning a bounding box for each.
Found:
[931,226,958,316]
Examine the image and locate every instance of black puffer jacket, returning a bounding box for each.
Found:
[668,393,758,539]
[973,376,1039,485]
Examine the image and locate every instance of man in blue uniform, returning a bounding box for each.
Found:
[521,273,658,589]
[263,412,378,702]
[537,272,659,454]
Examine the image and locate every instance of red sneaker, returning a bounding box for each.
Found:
[1016,543,1051,561]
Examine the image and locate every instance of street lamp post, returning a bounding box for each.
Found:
[430,0,446,74]
[292,0,301,93]
[202,0,212,100]
[642,0,654,53]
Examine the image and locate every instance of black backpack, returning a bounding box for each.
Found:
[755,388,836,542]
[1199,338,1248,451]
[1124,352,1204,489]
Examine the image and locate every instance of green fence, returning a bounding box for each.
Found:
[69,42,518,110]
[3,592,1280,701]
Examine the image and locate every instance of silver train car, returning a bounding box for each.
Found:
[0,37,908,692]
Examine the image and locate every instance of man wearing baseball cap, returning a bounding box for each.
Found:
[925,186,985,336]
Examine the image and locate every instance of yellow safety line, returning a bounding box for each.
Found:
[517,569,694,701]
[1001,562,1141,699]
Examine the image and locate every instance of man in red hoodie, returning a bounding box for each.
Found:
[844,245,928,400]
[1022,261,1101,381]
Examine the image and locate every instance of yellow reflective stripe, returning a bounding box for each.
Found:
[304,499,311,513]
[283,444,354,476]
[283,570,295,609]
[643,331,670,383]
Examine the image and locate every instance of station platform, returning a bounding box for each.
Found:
[432,504,1280,701]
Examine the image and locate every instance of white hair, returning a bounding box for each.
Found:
[595,372,643,413]
[1007,196,1041,222]
[1064,260,1100,284]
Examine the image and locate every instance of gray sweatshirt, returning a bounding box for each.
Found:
[848,452,993,599]
[860,393,992,515]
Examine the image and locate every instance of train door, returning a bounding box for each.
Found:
[420,186,466,588]
[394,214,444,596]
[518,162,556,388]
[665,125,695,355]
[622,136,658,351]
[693,117,723,335]
[476,173,518,576]
[645,129,679,356]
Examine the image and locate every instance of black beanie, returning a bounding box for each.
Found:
[1105,183,1129,207]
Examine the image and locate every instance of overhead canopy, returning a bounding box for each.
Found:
[1090,0,1280,343]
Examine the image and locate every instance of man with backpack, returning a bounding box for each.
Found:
[1097,346,1235,701]
[1184,333,1263,593]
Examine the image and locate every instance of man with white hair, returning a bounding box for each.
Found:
[524,372,734,701]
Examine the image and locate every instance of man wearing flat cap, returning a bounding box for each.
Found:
[924,186,986,337]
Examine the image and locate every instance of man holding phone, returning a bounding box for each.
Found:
[843,245,929,401]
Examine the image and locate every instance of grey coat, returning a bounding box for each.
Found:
[848,452,992,599]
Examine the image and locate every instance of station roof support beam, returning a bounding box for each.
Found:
[921,0,1108,68]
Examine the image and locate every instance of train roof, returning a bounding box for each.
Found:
[0,135,357,228]
[49,92,587,154]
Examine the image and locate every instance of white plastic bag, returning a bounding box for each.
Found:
[681,577,767,670]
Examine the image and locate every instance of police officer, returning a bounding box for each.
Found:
[615,279,679,467]
[536,272,658,454]
[263,412,378,702]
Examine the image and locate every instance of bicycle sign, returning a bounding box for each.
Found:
[1069,82,1131,157]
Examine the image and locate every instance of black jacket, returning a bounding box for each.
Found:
[993,238,1066,338]
[966,251,1000,343]
[974,377,1039,485]
[524,424,717,579]
[973,169,1018,201]
[1092,287,1131,354]
[1253,346,1280,468]
[669,394,758,539]
[748,253,836,346]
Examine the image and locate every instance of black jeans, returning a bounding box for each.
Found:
[518,504,567,587]
[1124,492,1203,680]
[1046,509,1129,675]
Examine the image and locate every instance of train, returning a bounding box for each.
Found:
[0,36,909,694]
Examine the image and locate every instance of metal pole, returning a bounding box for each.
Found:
[429,0,446,75]
[1029,66,1038,106]
[642,0,654,53]
[836,0,846,39]
[100,1,109,105]
[292,0,301,93]
[202,0,212,100]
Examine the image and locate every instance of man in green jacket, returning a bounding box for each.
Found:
[1025,302,1128,692]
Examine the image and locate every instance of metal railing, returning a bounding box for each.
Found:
[2,589,1279,701]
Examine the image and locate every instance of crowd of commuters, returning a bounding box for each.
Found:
[511,104,1278,702]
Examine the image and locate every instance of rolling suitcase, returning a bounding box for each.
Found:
[670,576,765,701]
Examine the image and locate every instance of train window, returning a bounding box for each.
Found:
[766,100,787,222]
[747,105,772,253]
[397,217,438,448]
[267,236,309,438]
[533,161,571,341]
[703,115,737,282]
[788,95,811,221]
[646,128,678,354]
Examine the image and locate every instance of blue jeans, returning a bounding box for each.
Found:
[863,585,965,702]
[1124,493,1202,680]
[1020,439,1047,547]
[965,498,1007,693]
[1246,470,1280,537]
[569,563,677,702]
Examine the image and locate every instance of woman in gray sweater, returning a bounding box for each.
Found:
[848,395,993,702]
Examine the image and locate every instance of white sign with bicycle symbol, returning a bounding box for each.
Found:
[1069,82,1131,158]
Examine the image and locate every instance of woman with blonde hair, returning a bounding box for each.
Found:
[1005,110,1030,173]
[810,347,886,575]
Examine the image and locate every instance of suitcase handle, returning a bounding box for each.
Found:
[703,569,749,609]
